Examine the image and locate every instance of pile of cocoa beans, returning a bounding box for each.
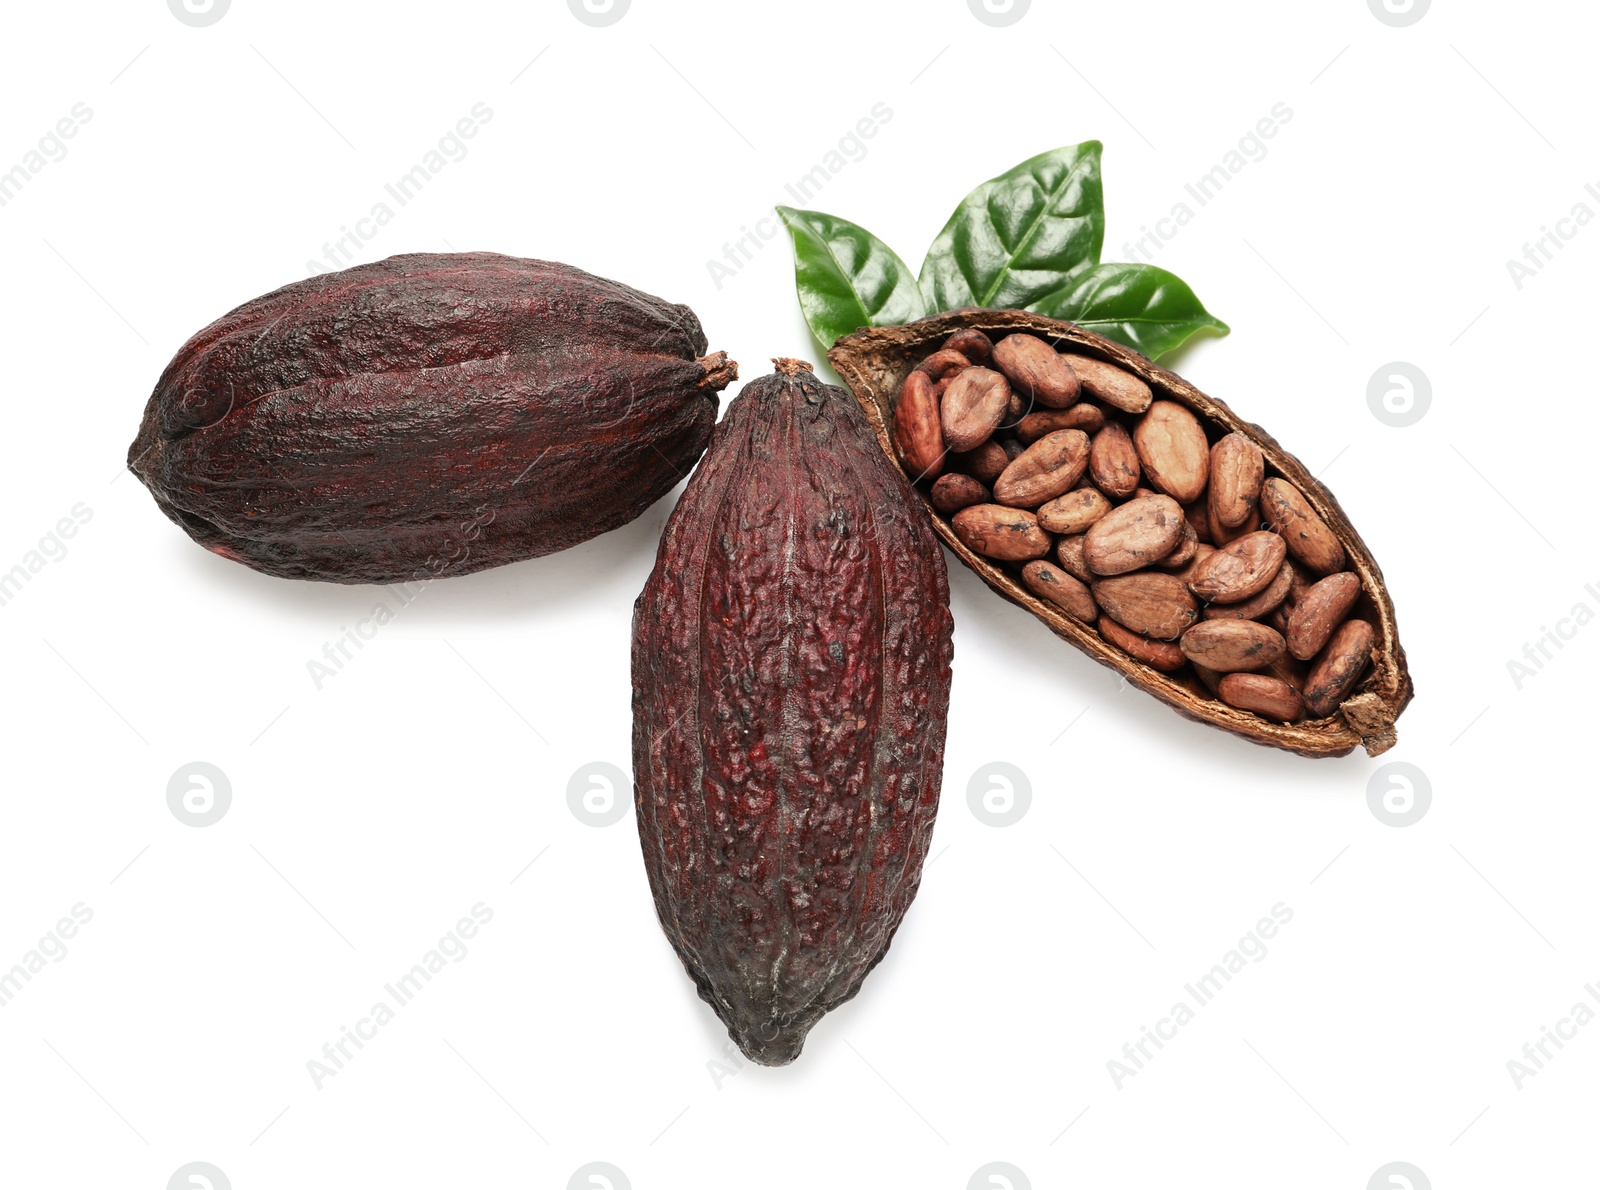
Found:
[892,328,1374,723]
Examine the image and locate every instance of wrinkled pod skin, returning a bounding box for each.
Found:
[128,252,737,583]
[631,360,954,1065]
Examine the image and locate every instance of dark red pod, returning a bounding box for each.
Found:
[632,359,953,1065]
[128,252,735,583]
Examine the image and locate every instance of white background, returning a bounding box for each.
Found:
[1,1,1595,1187]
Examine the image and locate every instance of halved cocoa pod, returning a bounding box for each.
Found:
[829,309,1412,757]
[633,358,951,1066]
[129,252,735,583]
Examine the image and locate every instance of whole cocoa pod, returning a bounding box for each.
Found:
[128,252,736,582]
[632,359,953,1065]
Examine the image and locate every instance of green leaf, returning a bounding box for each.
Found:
[776,206,925,351]
[918,142,1104,314]
[1031,262,1229,359]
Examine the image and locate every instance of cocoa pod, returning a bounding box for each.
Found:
[632,358,953,1066]
[991,334,1080,408]
[930,472,990,515]
[128,252,735,582]
[941,367,1011,451]
[1179,620,1286,672]
[829,308,1412,757]
[992,429,1090,508]
[1091,572,1198,640]
[1286,571,1363,661]
[892,370,944,481]
[1133,401,1209,503]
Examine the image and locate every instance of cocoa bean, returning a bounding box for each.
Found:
[1156,520,1199,569]
[992,334,1081,409]
[632,358,951,1065]
[993,429,1090,508]
[1056,534,1093,583]
[1178,620,1286,672]
[1017,403,1104,444]
[1286,571,1362,661]
[1185,500,1214,545]
[1164,542,1216,586]
[1059,353,1152,413]
[129,252,733,582]
[1202,560,1293,621]
[1188,531,1288,603]
[916,349,971,380]
[941,367,1011,452]
[1088,422,1141,498]
[1208,433,1264,530]
[1218,673,1304,721]
[1261,478,1345,575]
[1036,487,1113,535]
[944,328,993,365]
[1083,493,1185,576]
[1091,572,1198,639]
[930,472,990,515]
[893,370,944,481]
[951,439,1009,484]
[1303,619,1375,716]
[951,504,1051,560]
[1021,560,1097,623]
[1133,401,1209,503]
[1099,616,1186,671]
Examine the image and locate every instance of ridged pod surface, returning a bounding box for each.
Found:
[632,360,953,1064]
[129,252,735,583]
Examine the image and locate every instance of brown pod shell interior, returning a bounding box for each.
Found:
[827,308,1413,758]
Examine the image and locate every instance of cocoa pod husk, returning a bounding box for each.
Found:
[632,358,952,1065]
[828,308,1412,757]
[129,252,733,583]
